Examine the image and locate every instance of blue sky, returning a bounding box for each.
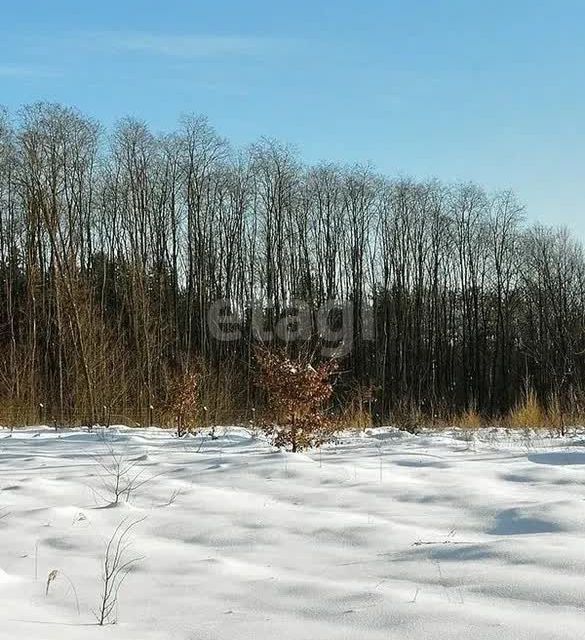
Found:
[1,0,584,237]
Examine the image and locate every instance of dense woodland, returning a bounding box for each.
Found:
[1,102,585,427]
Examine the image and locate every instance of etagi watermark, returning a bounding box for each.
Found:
[207,299,374,357]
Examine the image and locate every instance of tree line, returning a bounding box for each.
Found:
[1,102,584,426]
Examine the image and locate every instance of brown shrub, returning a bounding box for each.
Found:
[165,370,201,437]
[254,348,338,452]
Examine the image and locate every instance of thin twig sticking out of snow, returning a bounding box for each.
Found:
[95,516,146,626]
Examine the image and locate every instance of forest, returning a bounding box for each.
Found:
[1,102,584,428]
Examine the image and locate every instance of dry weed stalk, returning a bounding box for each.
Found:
[45,569,80,615]
[96,517,145,626]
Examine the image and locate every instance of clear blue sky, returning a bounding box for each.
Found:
[1,0,584,237]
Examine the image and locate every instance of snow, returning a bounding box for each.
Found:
[1,425,585,639]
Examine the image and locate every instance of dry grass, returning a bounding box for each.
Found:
[456,407,484,429]
[3,384,585,437]
[0,401,32,427]
[507,389,548,429]
[547,394,566,435]
[335,405,373,431]
[390,403,425,434]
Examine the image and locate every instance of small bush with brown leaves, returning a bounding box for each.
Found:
[254,349,338,452]
[166,370,201,437]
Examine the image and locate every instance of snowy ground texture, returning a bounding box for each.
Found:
[1,426,585,639]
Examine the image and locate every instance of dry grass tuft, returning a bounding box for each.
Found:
[507,389,547,429]
[457,407,483,429]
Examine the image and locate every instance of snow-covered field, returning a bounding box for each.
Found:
[1,426,584,639]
